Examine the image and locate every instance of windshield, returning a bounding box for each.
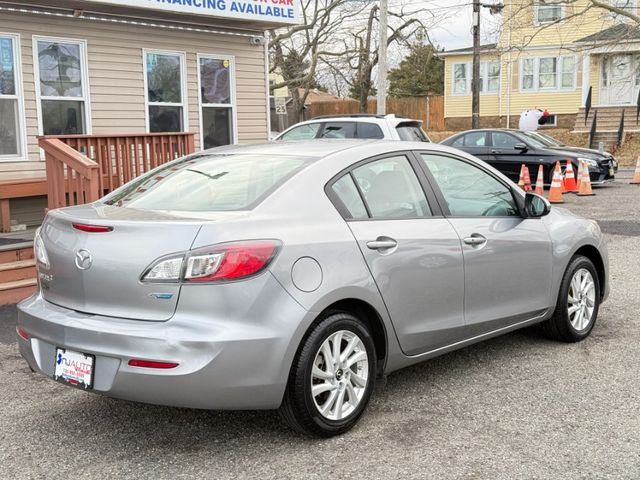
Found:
[104,154,314,211]
[519,131,564,148]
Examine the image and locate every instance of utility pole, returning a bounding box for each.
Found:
[471,0,480,129]
[377,0,388,115]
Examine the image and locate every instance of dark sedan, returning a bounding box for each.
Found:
[441,129,618,185]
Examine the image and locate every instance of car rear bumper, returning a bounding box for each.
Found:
[16,273,310,410]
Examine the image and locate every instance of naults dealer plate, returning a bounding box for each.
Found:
[54,348,95,389]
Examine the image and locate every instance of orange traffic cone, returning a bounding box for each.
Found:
[534,164,544,196]
[575,159,583,191]
[548,162,564,203]
[631,157,640,185]
[577,160,595,196]
[518,164,526,190]
[522,165,532,192]
[564,160,578,192]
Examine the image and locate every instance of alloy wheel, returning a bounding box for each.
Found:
[310,330,369,421]
[567,268,596,331]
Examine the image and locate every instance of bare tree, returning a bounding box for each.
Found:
[268,0,367,121]
[320,4,433,112]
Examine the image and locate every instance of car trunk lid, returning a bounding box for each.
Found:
[38,204,206,321]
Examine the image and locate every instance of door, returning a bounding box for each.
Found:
[328,154,465,355]
[449,131,492,161]
[418,153,553,336]
[603,54,633,105]
[489,131,532,182]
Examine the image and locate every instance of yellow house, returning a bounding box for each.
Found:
[442,0,640,141]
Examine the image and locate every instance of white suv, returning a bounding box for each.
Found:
[273,114,431,142]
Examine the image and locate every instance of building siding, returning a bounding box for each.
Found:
[444,48,584,121]
[0,10,268,181]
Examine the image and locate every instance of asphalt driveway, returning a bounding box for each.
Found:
[1,171,639,479]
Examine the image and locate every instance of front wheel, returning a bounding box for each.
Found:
[279,312,376,437]
[542,255,600,342]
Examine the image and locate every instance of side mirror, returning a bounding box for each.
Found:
[514,143,528,152]
[524,192,551,218]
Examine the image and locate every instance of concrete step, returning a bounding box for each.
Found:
[0,278,37,306]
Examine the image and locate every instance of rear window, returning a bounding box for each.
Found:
[104,154,313,211]
[320,122,357,139]
[396,124,430,142]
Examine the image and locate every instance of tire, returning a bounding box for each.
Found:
[542,255,600,342]
[279,312,376,437]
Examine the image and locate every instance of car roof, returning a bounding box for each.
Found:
[199,139,464,159]
[291,115,420,126]
[198,139,379,158]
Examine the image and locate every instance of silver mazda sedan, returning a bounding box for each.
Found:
[17,140,608,436]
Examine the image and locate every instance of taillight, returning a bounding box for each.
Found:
[34,229,50,269]
[184,240,281,282]
[72,223,113,233]
[141,255,184,283]
[140,240,281,284]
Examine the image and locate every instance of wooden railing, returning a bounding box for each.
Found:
[38,133,196,210]
[40,138,101,210]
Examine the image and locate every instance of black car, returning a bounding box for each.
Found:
[441,129,618,185]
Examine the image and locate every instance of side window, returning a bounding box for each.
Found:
[320,122,356,139]
[492,132,520,149]
[279,123,321,141]
[451,136,465,147]
[352,156,431,219]
[420,154,519,217]
[330,174,368,220]
[462,132,486,146]
[357,123,384,139]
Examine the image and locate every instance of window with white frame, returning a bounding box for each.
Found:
[480,61,500,93]
[0,34,25,159]
[521,56,575,91]
[452,60,500,95]
[198,55,235,149]
[34,38,89,136]
[144,51,187,133]
[536,2,564,23]
[453,63,468,95]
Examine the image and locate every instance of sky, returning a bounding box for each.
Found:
[424,0,502,50]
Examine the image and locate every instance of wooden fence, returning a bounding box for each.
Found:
[39,133,196,210]
[306,96,445,131]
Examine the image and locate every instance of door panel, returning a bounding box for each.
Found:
[419,153,553,335]
[348,220,465,355]
[446,217,552,334]
[489,132,529,181]
[333,154,465,356]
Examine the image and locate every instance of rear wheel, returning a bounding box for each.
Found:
[542,255,600,342]
[279,312,376,437]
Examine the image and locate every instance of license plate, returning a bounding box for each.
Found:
[609,168,614,176]
[54,348,94,389]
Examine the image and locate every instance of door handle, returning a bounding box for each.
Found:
[491,149,498,154]
[463,234,487,246]
[366,237,398,250]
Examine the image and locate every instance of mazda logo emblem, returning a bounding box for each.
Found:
[75,249,93,270]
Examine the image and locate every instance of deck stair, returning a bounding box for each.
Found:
[0,244,36,305]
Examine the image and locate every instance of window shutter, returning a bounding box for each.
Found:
[511,60,519,90]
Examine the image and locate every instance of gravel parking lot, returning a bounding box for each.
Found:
[1,172,639,480]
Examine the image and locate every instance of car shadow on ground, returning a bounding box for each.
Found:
[7,316,560,449]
